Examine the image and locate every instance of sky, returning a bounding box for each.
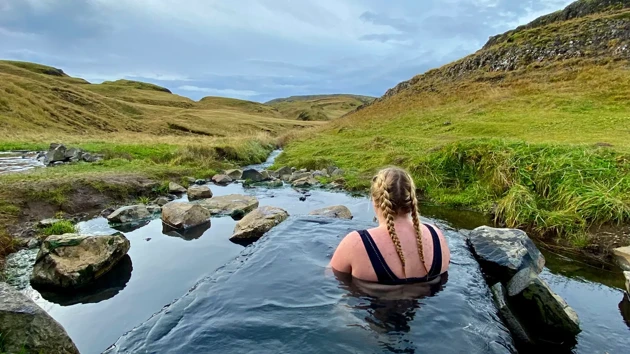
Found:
[0,0,574,102]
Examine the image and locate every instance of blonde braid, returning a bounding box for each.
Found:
[409,186,428,272]
[374,174,406,274]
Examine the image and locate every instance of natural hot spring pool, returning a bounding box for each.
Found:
[5,183,630,353]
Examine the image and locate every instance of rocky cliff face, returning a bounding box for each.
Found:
[374,0,630,103]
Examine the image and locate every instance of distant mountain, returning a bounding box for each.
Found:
[266,94,376,121]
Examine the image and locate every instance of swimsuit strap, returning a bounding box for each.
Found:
[357,230,399,284]
[424,224,443,277]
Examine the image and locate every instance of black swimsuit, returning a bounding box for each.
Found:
[357,224,444,285]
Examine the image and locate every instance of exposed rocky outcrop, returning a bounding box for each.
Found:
[467,226,580,347]
[187,185,213,201]
[161,202,211,229]
[0,282,80,354]
[230,206,289,242]
[106,205,151,224]
[196,194,259,217]
[309,205,353,219]
[43,143,103,165]
[31,232,131,289]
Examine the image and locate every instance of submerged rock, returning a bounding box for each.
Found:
[169,182,187,194]
[507,268,581,338]
[225,169,243,180]
[106,205,151,224]
[212,174,233,185]
[467,226,545,281]
[187,185,213,201]
[153,197,171,207]
[230,206,289,242]
[147,205,162,214]
[161,202,211,229]
[490,283,533,346]
[242,169,265,182]
[31,233,131,289]
[197,194,259,216]
[613,246,630,271]
[309,205,353,219]
[0,282,80,354]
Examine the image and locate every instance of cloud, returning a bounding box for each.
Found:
[0,0,575,102]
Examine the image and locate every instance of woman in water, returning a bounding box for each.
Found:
[331,167,450,287]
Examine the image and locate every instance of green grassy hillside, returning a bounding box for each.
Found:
[267,94,375,121]
[278,0,630,247]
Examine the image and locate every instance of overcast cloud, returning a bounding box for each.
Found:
[0,0,573,102]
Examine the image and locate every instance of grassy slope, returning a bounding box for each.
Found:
[267,94,376,121]
[0,60,322,264]
[278,2,630,246]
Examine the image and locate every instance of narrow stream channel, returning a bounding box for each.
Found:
[4,151,630,353]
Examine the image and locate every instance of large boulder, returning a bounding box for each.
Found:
[30,233,131,289]
[106,205,151,224]
[242,169,265,182]
[292,176,318,188]
[161,202,211,229]
[467,226,545,281]
[0,283,79,354]
[225,169,243,180]
[309,205,353,219]
[187,185,213,201]
[197,194,259,216]
[169,182,187,194]
[212,174,233,185]
[507,268,581,338]
[230,206,289,242]
[613,246,630,271]
[45,143,66,164]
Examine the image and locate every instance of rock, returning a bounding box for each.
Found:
[269,170,279,179]
[299,196,307,202]
[309,205,353,219]
[242,169,265,182]
[261,179,283,188]
[329,182,344,190]
[27,238,41,249]
[197,194,259,216]
[299,168,308,173]
[506,268,581,338]
[230,206,289,242]
[64,147,83,162]
[292,176,318,188]
[185,177,196,184]
[467,226,545,282]
[38,218,62,228]
[161,202,212,229]
[31,233,131,289]
[0,283,80,354]
[107,205,151,224]
[169,182,187,194]
[53,161,65,166]
[81,152,100,163]
[45,143,66,164]
[613,246,630,271]
[312,170,329,178]
[225,169,243,180]
[625,271,630,296]
[162,223,210,241]
[153,197,171,207]
[326,166,337,175]
[331,168,345,177]
[276,166,292,176]
[147,205,162,214]
[490,283,533,345]
[260,170,270,180]
[212,174,233,185]
[187,185,213,201]
[195,179,206,185]
[289,172,311,182]
[101,207,117,218]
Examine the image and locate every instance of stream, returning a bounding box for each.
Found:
[4,151,630,353]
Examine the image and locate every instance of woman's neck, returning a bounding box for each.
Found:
[376,212,410,226]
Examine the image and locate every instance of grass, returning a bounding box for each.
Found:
[42,220,79,236]
[277,3,630,247]
[267,94,375,121]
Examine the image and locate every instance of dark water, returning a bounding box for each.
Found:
[4,167,630,353]
[0,151,44,174]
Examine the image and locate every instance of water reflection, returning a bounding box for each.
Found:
[35,255,133,306]
[162,222,211,241]
[334,270,449,353]
[619,294,630,328]
[111,220,151,233]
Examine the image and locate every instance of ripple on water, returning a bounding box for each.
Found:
[104,217,515,354]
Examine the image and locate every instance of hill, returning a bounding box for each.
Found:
[266,94,376,121]
[277,0,630,246]
[0,60,321,140]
